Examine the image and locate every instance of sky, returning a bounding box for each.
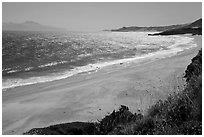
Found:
[2,2,202,31]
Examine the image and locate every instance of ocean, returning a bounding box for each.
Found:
[2,31,197,89]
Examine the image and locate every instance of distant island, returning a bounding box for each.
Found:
[2,21,66,32]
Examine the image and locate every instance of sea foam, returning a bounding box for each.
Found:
[2,35,196,90]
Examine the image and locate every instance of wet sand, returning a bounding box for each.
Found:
[2,36,201,135]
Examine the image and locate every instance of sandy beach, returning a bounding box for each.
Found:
[2,36,201,135]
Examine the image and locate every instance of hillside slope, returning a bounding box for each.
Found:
[2,21,65,32]
[110,23,189,32]
[149,19,202,36]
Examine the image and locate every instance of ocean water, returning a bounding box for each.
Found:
[2,31,196,89]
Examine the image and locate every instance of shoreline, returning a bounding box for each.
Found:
[2,35,196,90]
[2,35,201,135]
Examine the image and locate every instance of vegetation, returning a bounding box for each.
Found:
[184,50,202,82]
[109,49,202,135]
[24,49,202,135]
[24,122,96,135]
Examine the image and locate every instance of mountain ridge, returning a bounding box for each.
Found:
[2,21,66,32]
[110,23,190,32]
[110,18,201,32]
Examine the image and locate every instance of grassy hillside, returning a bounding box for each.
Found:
[110,50,202,135]
[24,49,202,135]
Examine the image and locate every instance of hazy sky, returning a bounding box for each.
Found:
[2,2,202,31]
